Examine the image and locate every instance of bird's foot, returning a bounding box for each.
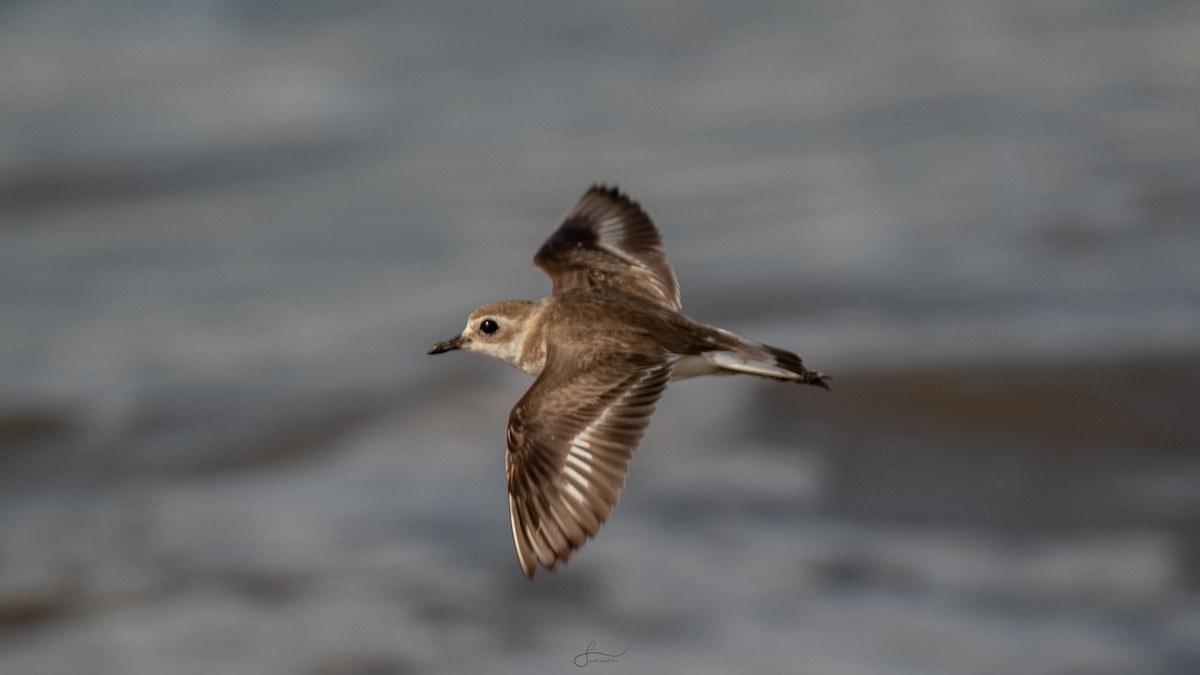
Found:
[804,370,831,390]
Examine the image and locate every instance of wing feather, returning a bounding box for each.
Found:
[505,351,674,576]
[534,185,681,311]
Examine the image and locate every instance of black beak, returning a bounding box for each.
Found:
[427,334,468,354]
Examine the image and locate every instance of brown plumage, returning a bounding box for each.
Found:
[428,184,829,577]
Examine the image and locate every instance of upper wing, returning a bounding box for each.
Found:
[505,349,675,577]
[534,185,681,312]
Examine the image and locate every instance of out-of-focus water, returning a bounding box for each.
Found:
[2,2,1199,674]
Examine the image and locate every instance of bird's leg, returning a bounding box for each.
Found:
[802,369,831,390]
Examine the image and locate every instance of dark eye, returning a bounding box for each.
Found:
[479,319,499,335]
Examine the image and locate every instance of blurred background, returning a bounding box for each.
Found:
[2,1,1199,673]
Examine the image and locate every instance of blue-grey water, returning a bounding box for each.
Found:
[2,2,1199,674]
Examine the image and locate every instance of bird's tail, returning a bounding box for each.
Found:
[699,333,830,388]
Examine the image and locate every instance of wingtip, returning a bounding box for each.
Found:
[585,182,636,207]
[587,181,619,194]
[517,552,563,578]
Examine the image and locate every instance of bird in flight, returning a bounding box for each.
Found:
[428,185,829,577]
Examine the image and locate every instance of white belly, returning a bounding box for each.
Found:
[672,350,799,381]
[671,353,724,380]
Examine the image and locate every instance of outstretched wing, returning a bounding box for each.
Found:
[505,348,675,577]
[534,184,681,312]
